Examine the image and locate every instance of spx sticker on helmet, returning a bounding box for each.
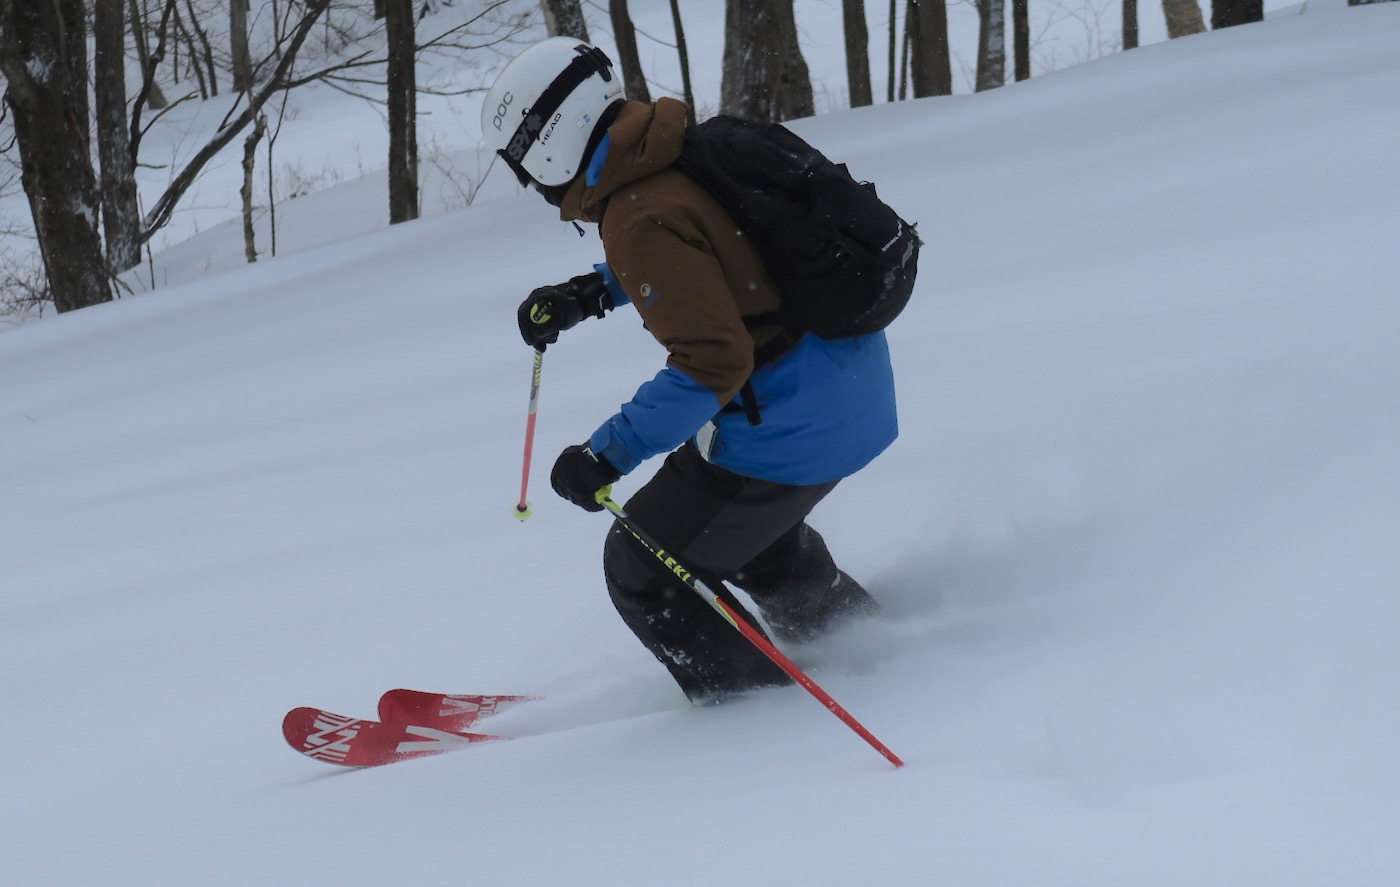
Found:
[506,113,543,162]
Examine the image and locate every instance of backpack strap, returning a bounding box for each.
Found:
[742,309,783,329]
[734,328,799,427]
[752,328,796,368]
[737,381,763,426]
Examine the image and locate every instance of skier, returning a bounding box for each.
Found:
[481,38,899,703]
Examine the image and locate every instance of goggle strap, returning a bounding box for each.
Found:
[502,46,613,174]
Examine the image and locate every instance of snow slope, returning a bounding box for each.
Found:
[4,5,1400,885]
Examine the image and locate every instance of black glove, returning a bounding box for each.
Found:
[517,272,612,348]
[551,444,621,512]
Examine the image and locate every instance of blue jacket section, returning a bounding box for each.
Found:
[594,262,628,308]
[702,331,897,485]
[585,135,610,188]
[588,283,898,486]
[589,365,722,475]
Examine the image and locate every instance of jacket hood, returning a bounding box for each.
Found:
[558,98,689,223]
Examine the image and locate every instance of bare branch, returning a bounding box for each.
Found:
[129,0,178,160]
[141,0,332,241]
[138,90,200,141]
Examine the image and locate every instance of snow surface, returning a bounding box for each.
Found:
[4,4,1400,885]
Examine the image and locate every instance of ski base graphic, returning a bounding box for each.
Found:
[283,691,539,768]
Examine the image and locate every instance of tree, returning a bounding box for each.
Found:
[843,0,873,108]
[1012,0,1029,80]
[908,0,952,98]
[0,0,113,313]
[6,0,536,314]
[384,0,419,223]
[230,0,253,92]
[539,0,588,40]
[181,0,219,97]
[1162,0,1206,38]
[5,0,334,315]
[720,0,814,123]
[975,0,1006,92]
[887,0,897,102]
[1211,0,1263,28]
[668,0,697,124]
[610,0,650,103]
[140,0,331,242]
[1124,0,1140,49]
[240,114,266,262]
[128,0,169,109]
[94,0,143,273]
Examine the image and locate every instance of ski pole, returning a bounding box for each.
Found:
[596,489,904,769]
[514,346,545,520]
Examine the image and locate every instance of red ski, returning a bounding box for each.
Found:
[377,689,539,732]
[282,691,540,767]
[281,707,500,767]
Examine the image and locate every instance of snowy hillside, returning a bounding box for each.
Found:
[4,5,1400,885]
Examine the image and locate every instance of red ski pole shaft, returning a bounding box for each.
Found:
[515,347,545,520]
[598,491,904,768]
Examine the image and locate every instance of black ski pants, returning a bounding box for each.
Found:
[603,442,876,703]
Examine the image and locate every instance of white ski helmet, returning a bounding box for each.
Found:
[481,38,625,188]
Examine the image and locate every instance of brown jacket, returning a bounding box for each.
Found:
[559,98,785,406]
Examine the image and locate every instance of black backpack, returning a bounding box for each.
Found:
[671,115,921,343]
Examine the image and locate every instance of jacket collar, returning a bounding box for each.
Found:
[557,98,689,224]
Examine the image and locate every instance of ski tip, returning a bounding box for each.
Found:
[281,706,320,742]
[281,706,379,766]
[283,703,508,768]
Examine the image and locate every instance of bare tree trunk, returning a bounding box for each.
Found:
[230,0,253,92]
[842,0,873,108]
[1012,0,1029,81]
[720,0,814,123]
[172,3,209,98]
[94,0,143,273]
[129,0,169,109]
[908,0,951,98]
[1162,0,1206,37]
[268,0,285,66]
[1211,0,1263,28]
[899,10,910,99]
[974,0,1006,92]
[887,0,897,102]
[539,0,589,40]
[0,0,115,313]
[385,0,419,224]
[183,0,218,96]
[241,114,266,262]
[668,0,697,125]
[265,93,291,258]
[1124,0,1140,49]
[130,0,176,138]
[610,0,650,103]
